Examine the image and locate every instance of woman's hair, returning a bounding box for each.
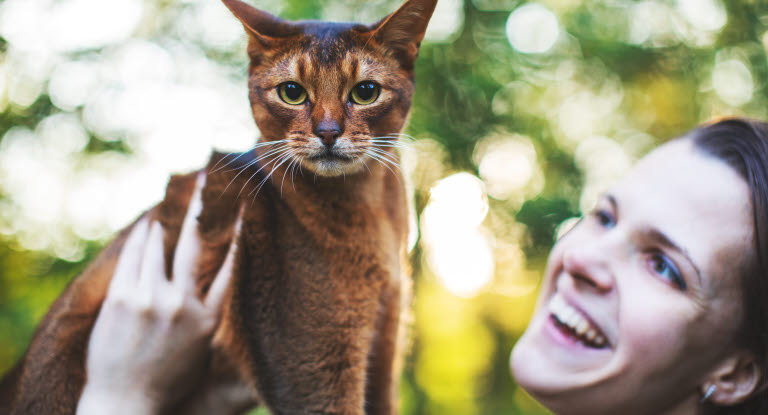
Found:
[691,118,768,414]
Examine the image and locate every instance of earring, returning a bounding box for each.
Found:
[701,384,717,403]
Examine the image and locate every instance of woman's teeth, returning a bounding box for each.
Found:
[548,295,608,348]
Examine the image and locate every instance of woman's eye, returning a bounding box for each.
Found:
[593,209,615,228]
[649,253,687,291]
[278,82,308,105]
[350,81,380,105]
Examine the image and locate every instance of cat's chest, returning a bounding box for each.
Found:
[242,200,398,280]
[287,204,387,251]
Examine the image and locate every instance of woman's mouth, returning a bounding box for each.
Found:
[548,294,610,349]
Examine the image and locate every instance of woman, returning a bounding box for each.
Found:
[80,118,768,414]
[512,118,768,414]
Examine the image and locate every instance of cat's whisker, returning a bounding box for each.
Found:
[391,132,418,142]
[210,153,241,173]
[368,146,401,165]
[290,156,305,191]
[280,155,301,196]
[367,138,417,152]
[368,136,410,142]
[378,132,418,142]
[361,158,373,175]
[212,139,289,173]
[233,146,294,200]
[366,154,400,181]
[289,158,298,191]
[251,152,295,200]
[222,158,259,177]
[222,145,291,198]
[364,149,401,182]
[369,143,417,154]
[368,149,403,175]
[210,140,288,173]
[250,151,294,197]
[222,145,287,175]
[368,140,413,148]
[369,133,417,142]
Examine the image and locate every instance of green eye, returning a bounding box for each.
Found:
[278,82,308,105]
[350,81,380,105]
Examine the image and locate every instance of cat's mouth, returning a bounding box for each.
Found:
[302,149,363,177]
[308,152,355,163]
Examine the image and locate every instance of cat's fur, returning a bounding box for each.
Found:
[0,0,437,413]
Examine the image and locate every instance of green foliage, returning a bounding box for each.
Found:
[515,196,576,259]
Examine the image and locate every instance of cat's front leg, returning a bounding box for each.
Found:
[235,267,383,414]
[364,282,405,415]
[261,313,379,415]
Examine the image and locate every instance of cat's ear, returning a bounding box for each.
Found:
[369,0,438,65]
[221,0,299,49]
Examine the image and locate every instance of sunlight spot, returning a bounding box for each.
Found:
[192,2,245,49]
[575,136,631,212]
[677,0,726,32]
[421,173,494,297]
[114,41,174,84]
[425,0,464,43]
[0,0,143,53]
[627,1,678,47]
[36,113,89,156]
[506,3,559,54]
[473,134,542,201]
[49,60,100,111]
[7,71,42,109]
[557,79,624,145]
[0,63,7,106]
[48,0,143,52]
[712,58,753,107]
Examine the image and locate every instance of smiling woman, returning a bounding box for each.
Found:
[511,118,768,415]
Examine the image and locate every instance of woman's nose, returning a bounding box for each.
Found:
[562,245,615,293]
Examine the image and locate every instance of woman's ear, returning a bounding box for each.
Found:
[703,353,762,405]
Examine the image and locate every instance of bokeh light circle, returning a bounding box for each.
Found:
[505,3,559,54]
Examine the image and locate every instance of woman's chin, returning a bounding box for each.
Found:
[510,313,616,401]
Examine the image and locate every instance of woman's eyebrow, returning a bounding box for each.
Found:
[604,193,703,286]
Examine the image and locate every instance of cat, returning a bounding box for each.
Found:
[0,0,437,413]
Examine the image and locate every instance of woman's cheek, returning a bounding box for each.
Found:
[617,278,703,367]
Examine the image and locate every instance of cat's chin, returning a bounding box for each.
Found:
[302,157,366,177]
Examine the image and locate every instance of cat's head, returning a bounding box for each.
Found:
[222,0,437,177]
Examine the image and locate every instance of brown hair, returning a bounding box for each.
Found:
[692,118,768,414]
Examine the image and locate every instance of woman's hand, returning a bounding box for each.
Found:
[77,176,240,414]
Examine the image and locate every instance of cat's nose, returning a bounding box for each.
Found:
[314,121,342,148]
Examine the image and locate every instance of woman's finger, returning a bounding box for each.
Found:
[112,216,151,291]
[173,172,206,295]
[204,213,242,313]
[138,221,167,292]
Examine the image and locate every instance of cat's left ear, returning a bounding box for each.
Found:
[221,0,299,51]
[369,0,438,65]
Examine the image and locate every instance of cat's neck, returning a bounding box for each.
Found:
[240,145,405,241]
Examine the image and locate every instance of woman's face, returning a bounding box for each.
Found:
[511,139,754,414]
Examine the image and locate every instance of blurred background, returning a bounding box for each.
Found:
[1,0,768,413]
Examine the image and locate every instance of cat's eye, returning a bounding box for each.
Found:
[278,82,308,105]
[350,82,380,105]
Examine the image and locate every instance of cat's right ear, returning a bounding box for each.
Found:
[369,0,438,66]
[221,0,298,51]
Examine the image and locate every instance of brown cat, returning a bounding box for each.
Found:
[0,0,437,413]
